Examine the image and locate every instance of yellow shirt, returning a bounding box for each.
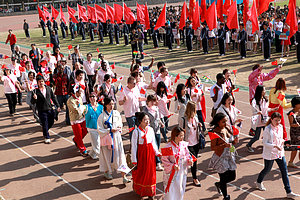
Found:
[269,88,291,108]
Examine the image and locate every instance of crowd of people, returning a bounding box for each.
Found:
[1,1,300,200]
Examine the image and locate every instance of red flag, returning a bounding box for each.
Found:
[43,6,51,20]
[179,2,187,30]
[200,0,206,22]
[167,92,177,99]
[106,4,114,22]
[111,78,117,83]
[243,0,249,27]
[192,2,200,31]
[194,88,199,93]
[167,113,174,118]
[232,69,237,75]
[190,153,197,162]
[19,66,26,72]
[110,62,115,69]
[174,73,180,83]
[232,126,239,136]
[208,132,220,140]
[68,45,73,50]
[37,6,46,21]
[258,0,274,15]
[1,64,8,69]
[271,60,278,66]
[233,88,240,92]
[95,4,107,23]
[40,50,44,55]
[226,1,239,30]
[189,0,196,20]
[96,48,100,52]
[117,76,124,81]
[161,147,173,156]
[277,93,285,101]
[40,60,47,67]
[124,3,136,24]
[46,43,51,47]
[60,5,66,24]
[200,94,206,121]
[3,55,9,59]
[248,0,259,34]
[140,87,146,94]
[114,4,123,24]
[87,5,97,23]
[37,72,43,77]
[143,3,150,30]
[289,112,295,116]
[137,3,145,24]
[217,0,224,22]
[285,0,297,39]
[78,4,88,22]
[51,5,59,20]
[206,2,217,30]
[142,52,148,56]
[68,5,78,23]
[154,3,166,30]
[223,0,232,16]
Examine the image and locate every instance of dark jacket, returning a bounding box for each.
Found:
[31,86,59,112]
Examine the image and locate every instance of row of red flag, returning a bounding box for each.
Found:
[38,0,297,39]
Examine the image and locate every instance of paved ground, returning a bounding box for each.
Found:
[1,39,300,200]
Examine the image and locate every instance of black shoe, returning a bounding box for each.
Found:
[215,182,222,195]
[223,195,230,200]
[19,102,22,105]
[193,179,201,187]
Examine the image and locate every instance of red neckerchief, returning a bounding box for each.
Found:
[7,75,18,93]
[166,141,180,194]
[138,126,148,144]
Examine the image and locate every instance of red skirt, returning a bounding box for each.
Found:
[269,103,287,140]
[132,143,156,197]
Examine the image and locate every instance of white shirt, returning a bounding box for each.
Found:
[216,104,241,127]
[39,87,47,98]
[83,60,97,76]
[2,74,17,93]
[153,74,172,90]
[119,86,140,118]
[136,81,148,107]
[96,69,114,86]
[262,124,285,160]
[210,83,226,109]
[274,21,283,32]
[8,63,21,78]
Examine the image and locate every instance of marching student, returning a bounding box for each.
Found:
[210,73,226,118]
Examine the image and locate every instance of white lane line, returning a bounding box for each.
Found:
[0,134,92,200]
[198,170,266,200]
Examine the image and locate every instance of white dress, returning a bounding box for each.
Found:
[97,110,128,173]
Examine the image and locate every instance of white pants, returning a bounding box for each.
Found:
[88,128,100,159]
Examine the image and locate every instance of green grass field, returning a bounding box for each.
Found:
[1,27,299,97]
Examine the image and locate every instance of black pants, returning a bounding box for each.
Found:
[144,32,148,44]
[87,75,95,92]
[297,44,300,62]
[160,116,169,142]
[166,35,172,50]
[82,31,86,40]
[109,32,113,44]
[218,170,236,198]
[124,34,129,45]
[42,27,46,37]
[61,29,66,39]
[219,39,225,55]
[90,30,94,41]
[99,31,104,42]
[70,29,75,39]
[17,77,22,103]
[32,59,40,73]
[240,41,246,57]
[263,40,271,60]
[10,44,15,54]
[152,34,158,48]
[25,29,30,38]
[202,38,208,53]
[275,34,281,53]
[188,144,200,179]
[5,93,17,115]
[115,33,119,44]
[38,110,55,139]
[186,36,193,51]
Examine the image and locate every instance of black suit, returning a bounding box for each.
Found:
[53,20,58,35]
[40,19,46,37]
[238,29,247,58]
[60,21,66,39]
[262,29,272,60]
[218,27,226,55]
[165,26,173,50]
[123,23,129,45]
[88,23,95,41]
[186,26,193,52]
[78,22,86,40]
[98,22,104,42]
[69,22,75,40]
[296,31,300,62]
[29,48,42,72]
[50,33,60,52]
[31,86,59,139]
[114,24,120,44]
[107,23,114,44]
[201,27,209,53]
[46,20,52,34]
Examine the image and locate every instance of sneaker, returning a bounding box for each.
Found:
[44,139,51,144]
[247,145,254,153]
[256,182,266,191]
[215,182,222,195]
[288,162,298,168]
[123,177,131,184]
[81,150,89,157]
[266,59,270,61]
[287,192,300,199]
[104,172,113,180]
[156,163,164,171]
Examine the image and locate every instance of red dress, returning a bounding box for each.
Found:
[132,131,157,197]
[281,28,291,46]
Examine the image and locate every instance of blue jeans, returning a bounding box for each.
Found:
[247,126,264,147]
[56,95,70,124]
[38,110,55,139]
[257,156,291,194]
[160,117,169,142]
[155,133,161,164]
[126,116,136,140]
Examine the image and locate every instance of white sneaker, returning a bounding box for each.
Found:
[256,182,266,191]
[156,163,164,171]
[287,192,300,199]
[44,139,51,144]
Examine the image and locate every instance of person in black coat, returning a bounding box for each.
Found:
[29,43,42,72]
[165,23,173,51]
[238,23,247,59]
[218,23,226,56]
[295,23,300,63]
[52,18,58,35]
[151,21,159,48]
[31,75,60,144]
[40,17,46,37]
[46,17,52,35]
[97,20,104,43]
[50,30,60,53]
[122,20,129,46]
[130,29,138,58]
[60,19,66,39]
[107,20,114,44]
[185,21,193,52]
[88,19,95,41]
[262,23,272,61]
[201,22,209,54]
[23,19,30,38]
[114,20,120,45]
[78,19,86,41]
[69,18,75,40]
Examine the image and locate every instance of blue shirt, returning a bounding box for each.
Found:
[85,103,103,129]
